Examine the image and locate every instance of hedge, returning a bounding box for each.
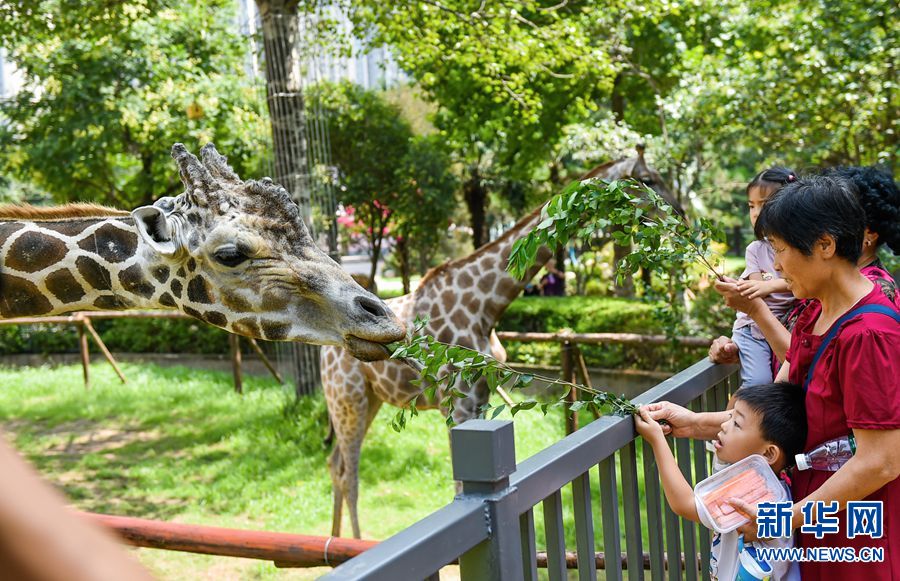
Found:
[496,296,708,372]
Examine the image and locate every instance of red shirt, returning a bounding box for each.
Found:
[787,284,900,580]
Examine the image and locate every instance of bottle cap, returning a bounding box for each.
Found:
[795,453,810,471]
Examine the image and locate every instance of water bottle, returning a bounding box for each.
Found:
[795,435,856,471]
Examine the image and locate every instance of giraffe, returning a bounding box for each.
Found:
[0,143,405,360]
[322,147,677,538]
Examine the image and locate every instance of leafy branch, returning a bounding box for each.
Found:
[390,317,637,432]
[507,177,725,282]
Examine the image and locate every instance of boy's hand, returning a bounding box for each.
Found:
[729,497,761,541]
[644,401,697,438]
[634,407,667,445]
[736,278,776,300]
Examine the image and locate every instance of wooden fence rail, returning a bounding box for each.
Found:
[0,310,282,391]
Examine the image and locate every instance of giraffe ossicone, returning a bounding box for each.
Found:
[0,143,405,360]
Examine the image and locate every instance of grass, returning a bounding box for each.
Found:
[0,362,708,580]
[0,362,573,579]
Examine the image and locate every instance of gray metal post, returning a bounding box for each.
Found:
[452,420,524,581]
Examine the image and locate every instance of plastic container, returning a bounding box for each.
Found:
[694,454,787,534]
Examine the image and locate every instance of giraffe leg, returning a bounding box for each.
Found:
[323,353,382,539]
[344,394,382,539]
[328,444,344,537]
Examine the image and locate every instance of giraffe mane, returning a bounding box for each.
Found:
[0,203,129,221]
[579,157,627,179]
[416,205,545,291]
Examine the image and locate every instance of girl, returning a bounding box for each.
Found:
[730,167,796,387]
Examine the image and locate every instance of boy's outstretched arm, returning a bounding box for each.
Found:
[634,408,700,522]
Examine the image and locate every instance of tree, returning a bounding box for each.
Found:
[392,135,458,293]
[309,81,454,287]
[0,0,268,208]
[341,0,626,248]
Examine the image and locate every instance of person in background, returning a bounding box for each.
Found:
[709,165,900,366]
[539,259,565,296]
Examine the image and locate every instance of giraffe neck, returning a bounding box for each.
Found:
[0,215,173,318]
[416,209,553,337]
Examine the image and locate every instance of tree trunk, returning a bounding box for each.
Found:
[463,168,488,250]
[611,72,625,123]
[554,245,567,296]
[256,0,319,399]
[611,225,635,298]
[396,236,412,295]
[257,0,311,218]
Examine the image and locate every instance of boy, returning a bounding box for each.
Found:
[635,383,806,580]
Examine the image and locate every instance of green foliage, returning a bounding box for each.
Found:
[499,296,657,335]
[343,1,616,178]
[391,317,638,431]
[0,0,268,207]
[389,177,726,427]
[508,178,724,282]
[308,82,456,283]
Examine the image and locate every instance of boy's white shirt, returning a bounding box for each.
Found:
[694,455,800,581]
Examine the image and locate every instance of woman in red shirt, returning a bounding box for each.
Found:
[645,175,900,580]
[709,165,900,365]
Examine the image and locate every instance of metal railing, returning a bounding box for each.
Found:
[322,358,740,580]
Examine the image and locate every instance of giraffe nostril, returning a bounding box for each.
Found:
[355,295,388,320]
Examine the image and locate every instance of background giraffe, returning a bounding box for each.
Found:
[322,147,677,538]
[0,143,404,360]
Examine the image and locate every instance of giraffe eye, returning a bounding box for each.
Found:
[213,246,249,268]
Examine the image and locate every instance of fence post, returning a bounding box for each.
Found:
[77,318,90,389]
[452,420,524,581]
[561,340,577,434]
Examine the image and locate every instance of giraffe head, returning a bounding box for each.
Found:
[131,144,404,361]
[581,145,682,214]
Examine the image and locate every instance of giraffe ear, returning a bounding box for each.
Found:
[132,205,181,256]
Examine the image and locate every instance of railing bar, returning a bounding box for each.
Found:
[691,398,712,580]
[677,436,699,581]
[599,456,623,581]
[520,508,538,581]
[542,490,568,581]
[663,439,682,581]
[641,439,666,580]
[619,441,644,581]
[511,361,738,508]
[321,499,487,580]
[571,471,597,581]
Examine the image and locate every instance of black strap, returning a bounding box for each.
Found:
[803,304,900,392]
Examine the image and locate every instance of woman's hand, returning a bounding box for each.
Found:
[735,278,777,300]
[644,402,697,438]
[729,497,760,542]
[714,278,767,316]
[634,407,667,446]
[708,336,740,364]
